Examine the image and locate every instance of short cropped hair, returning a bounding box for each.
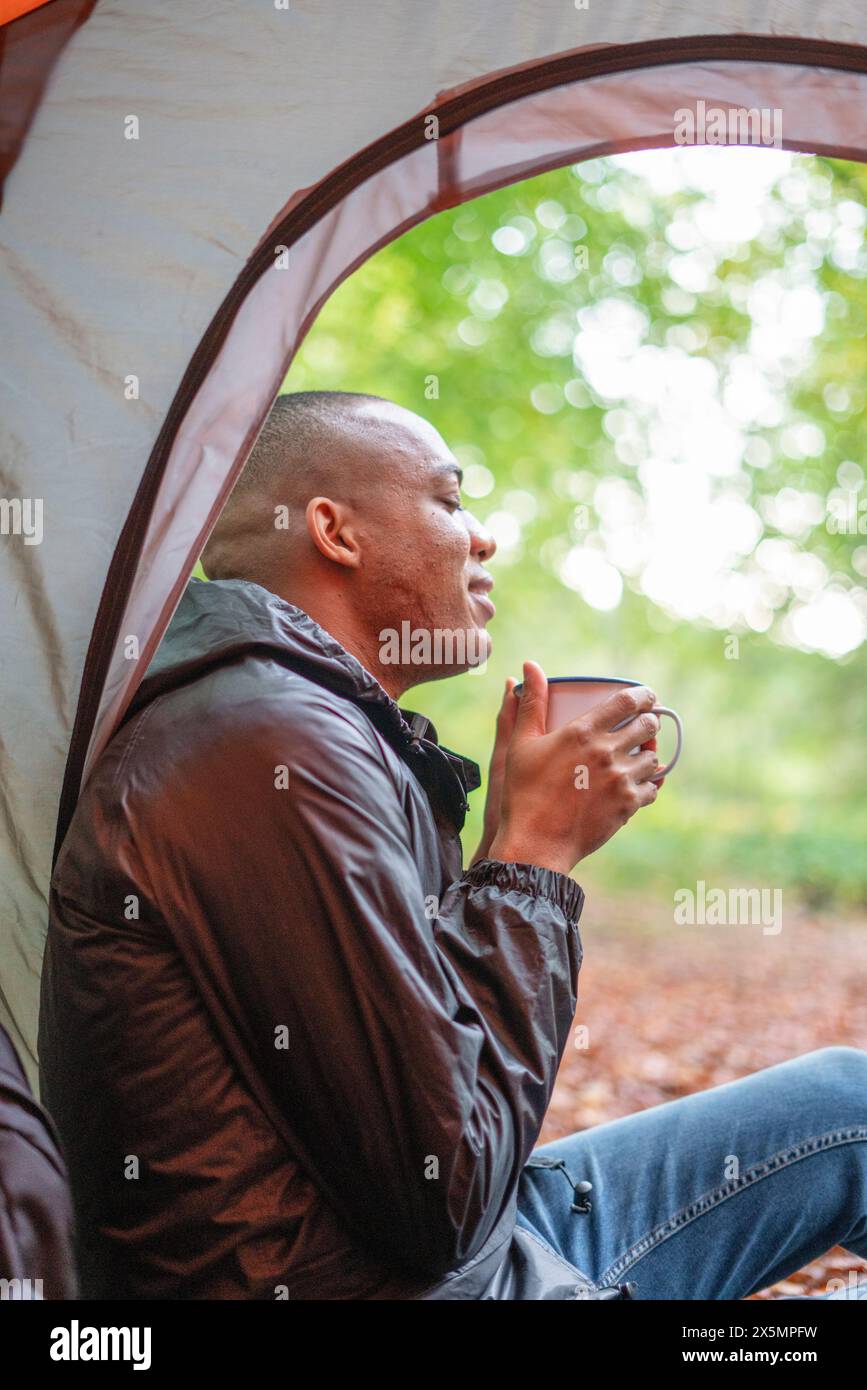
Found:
[201,390,386,583]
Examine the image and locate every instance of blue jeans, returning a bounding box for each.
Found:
[516,1047,867,1299]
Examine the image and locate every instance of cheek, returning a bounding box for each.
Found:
[367,501,470,603]
[416,523,470,619]
[430,511,471,565]
[428,530,471,597]
[400,502,470,569]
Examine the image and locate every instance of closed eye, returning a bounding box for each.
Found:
[442,497,464,512]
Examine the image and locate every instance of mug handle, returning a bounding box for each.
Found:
[648,706,682,782]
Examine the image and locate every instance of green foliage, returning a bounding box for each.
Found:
[284,150,867,907]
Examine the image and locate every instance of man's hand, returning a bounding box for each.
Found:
[487,660,661,877]
[471,677,519,867]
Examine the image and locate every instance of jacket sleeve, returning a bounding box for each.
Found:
[151,689,585,1282]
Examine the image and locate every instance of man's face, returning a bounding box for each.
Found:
[349,402,497,683]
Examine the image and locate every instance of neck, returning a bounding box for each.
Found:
[280,584,411,702]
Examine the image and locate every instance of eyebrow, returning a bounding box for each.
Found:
[433,463,463,486]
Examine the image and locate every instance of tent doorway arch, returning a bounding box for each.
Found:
[2,4,867,1086]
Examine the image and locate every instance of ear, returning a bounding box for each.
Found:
[305,496,363,569]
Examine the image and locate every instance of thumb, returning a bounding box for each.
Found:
[512,660,549,740]
[495,675,519,742]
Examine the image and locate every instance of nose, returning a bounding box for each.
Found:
[465,508,497,563]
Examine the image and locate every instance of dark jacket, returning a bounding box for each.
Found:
[39,577,605,1300]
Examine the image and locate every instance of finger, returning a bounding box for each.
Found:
[496,676,519,740]
[589,683,657,733]
[635,777,661,808]
[640,732,666,782]
[612,709,660,750]
[512,661,548,740]
[624,747,661,783]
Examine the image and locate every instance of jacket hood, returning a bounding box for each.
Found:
[129,577,407,741]
[127,577,481,825]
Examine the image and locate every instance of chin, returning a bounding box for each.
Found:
[467,626,492,668]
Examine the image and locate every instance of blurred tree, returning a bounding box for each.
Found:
[277,149,867,908]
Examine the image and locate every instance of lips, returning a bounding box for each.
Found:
[469,585,496,620]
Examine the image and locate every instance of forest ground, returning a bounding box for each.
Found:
[540,894,867,1299]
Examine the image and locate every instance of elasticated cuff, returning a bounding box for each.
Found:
[461,857,585,926]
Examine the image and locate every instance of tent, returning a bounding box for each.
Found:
[2,0,866,1091]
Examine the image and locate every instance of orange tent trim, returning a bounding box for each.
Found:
[0,0,55,26]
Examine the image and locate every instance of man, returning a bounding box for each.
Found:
[40,393,867,1300]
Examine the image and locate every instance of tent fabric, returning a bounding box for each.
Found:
[0,0,94,199]
[1,1,866,1090]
